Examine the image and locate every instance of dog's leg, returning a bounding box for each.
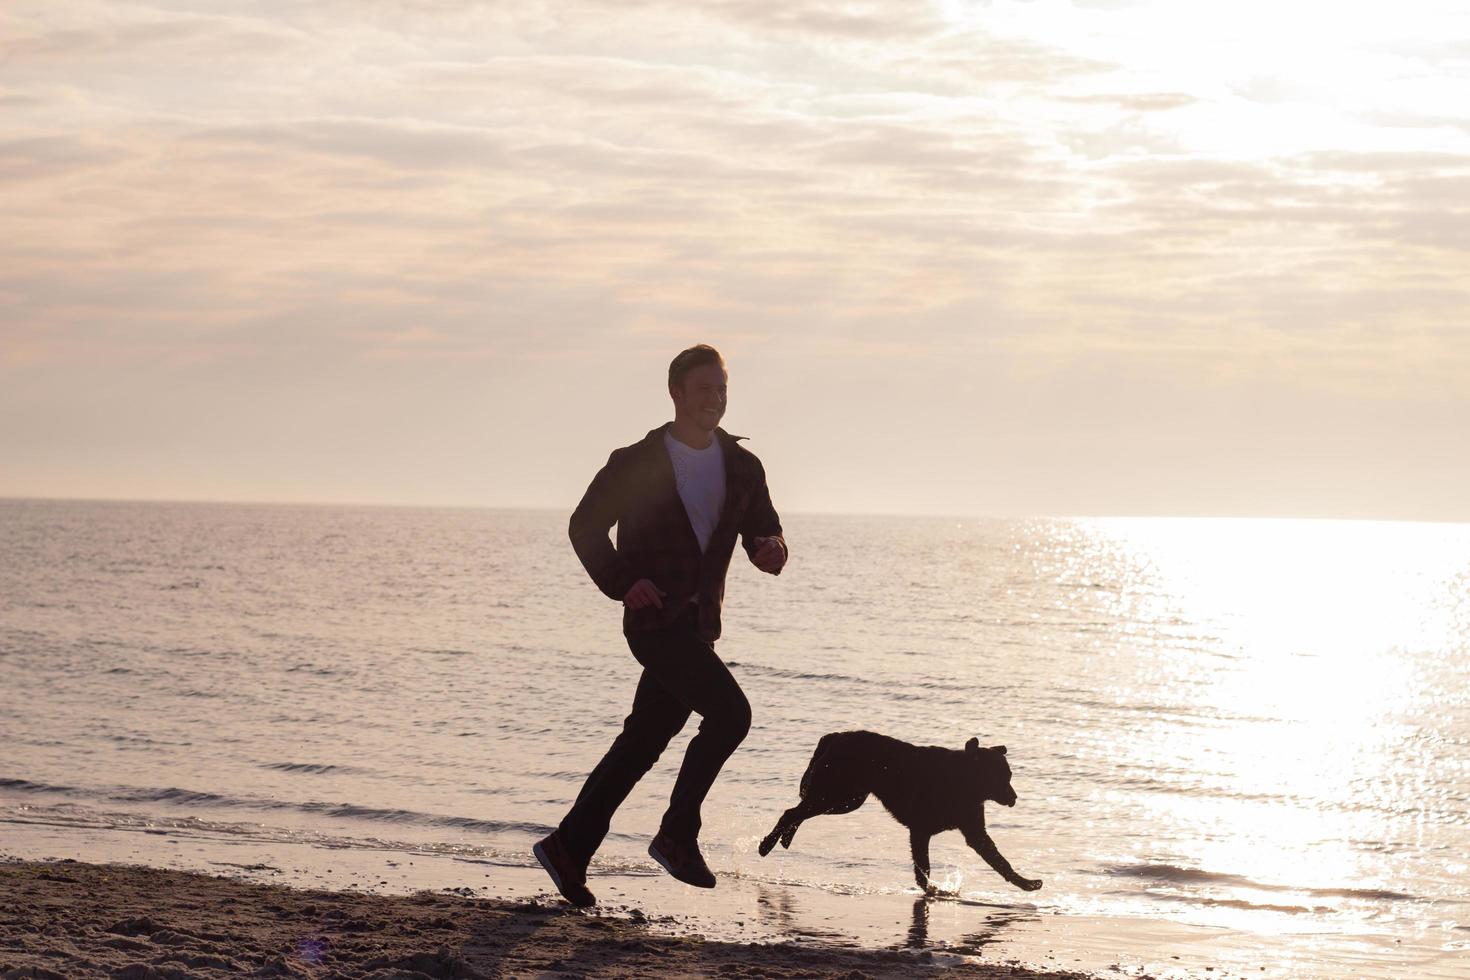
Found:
[960,818,1041,892]
[759,801,819,856]
[759,807,801,857]
[787,792,868,849]
[909,829,933,892]
[777,798,829,849]
[760,793,866,856]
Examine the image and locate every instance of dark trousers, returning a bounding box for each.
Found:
[557,607,752,864]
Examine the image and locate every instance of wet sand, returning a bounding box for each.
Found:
[1,859,1103,979]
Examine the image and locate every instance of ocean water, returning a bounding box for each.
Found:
[2,499,1468,978]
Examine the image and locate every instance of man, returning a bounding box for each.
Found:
[533,344,787,908]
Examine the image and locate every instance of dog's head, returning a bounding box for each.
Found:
[965,737,1017,807]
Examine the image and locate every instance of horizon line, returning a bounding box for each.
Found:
[1,494,1465,528]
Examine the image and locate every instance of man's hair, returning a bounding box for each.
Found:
[668,344,725,390]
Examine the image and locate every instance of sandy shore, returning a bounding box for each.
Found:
[0,859,1102,979]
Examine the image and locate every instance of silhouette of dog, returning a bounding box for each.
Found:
[758,731,1042,893]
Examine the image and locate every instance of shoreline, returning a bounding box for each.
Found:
[0,858,1106,979]
[0,818,1261,978]
[7,817,1450,980]
[6,808,1460,978]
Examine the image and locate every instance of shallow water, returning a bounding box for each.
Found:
[2,500,1468,977]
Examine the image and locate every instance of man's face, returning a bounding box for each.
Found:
[671,363,728,432]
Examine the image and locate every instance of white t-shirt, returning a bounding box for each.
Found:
[664,429,726,554]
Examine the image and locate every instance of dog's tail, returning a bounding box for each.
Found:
[798,733,838,799]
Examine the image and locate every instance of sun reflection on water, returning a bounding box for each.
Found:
[1076,518,1470,927]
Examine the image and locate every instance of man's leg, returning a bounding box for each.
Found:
[628,620,752,846]
[556,666,691,867]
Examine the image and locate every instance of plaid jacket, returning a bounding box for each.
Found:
[569,422,785,642]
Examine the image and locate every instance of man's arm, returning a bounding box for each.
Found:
[568,449,642,602]
[739,456,786,575]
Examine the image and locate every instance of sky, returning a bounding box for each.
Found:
[3,0,1468,520]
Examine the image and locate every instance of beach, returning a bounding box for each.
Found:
[0,859,1105,979]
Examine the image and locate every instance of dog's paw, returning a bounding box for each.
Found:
[757,837,775,857]
[1013,877,1043,892]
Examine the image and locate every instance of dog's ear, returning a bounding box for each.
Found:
[992,745,1007,756]
[965,737,979,752]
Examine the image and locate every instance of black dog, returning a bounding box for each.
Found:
[758,731,1042,893]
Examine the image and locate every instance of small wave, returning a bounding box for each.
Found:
[1108,863,1244,885]
[1,796,645,874]
[1106,863,1417,902]
[725,662,865,685]
[107,734,191,747]
[116,786,233,806]
[523,770,588,781]
[0,802,540,863]
[298,802,551,837]
[1146,891,1328,914]
[0,777,73,796]
[885,691,966,705]
[261,762,355,775]
[729,659,1029,701]
[1,776,549,839]
[1305,885,1421,902]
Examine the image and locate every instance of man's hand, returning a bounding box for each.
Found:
[623,578,666,610]
[750,536,786,574]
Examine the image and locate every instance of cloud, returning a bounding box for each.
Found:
[0,13,305,64]
[410,55,757,111]
[811,123,1038,174]
[1058,91,1195,111]
[582,0,948,40]
[3,0,1469,517]
[1293,150,1470,174]
[1357,109,1470,136]
[0,89,55,108]
[1377,37,1470,67]
[0,134,125,180]
[189,118,512,172]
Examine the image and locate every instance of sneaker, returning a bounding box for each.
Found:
[533,832,595,908]
[648,831,716,888]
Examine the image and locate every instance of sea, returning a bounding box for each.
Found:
[2,499,1467,979]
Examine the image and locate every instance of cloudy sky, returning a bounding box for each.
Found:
[3,0,1468,520]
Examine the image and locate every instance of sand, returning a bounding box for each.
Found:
[0,859,1101,979]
